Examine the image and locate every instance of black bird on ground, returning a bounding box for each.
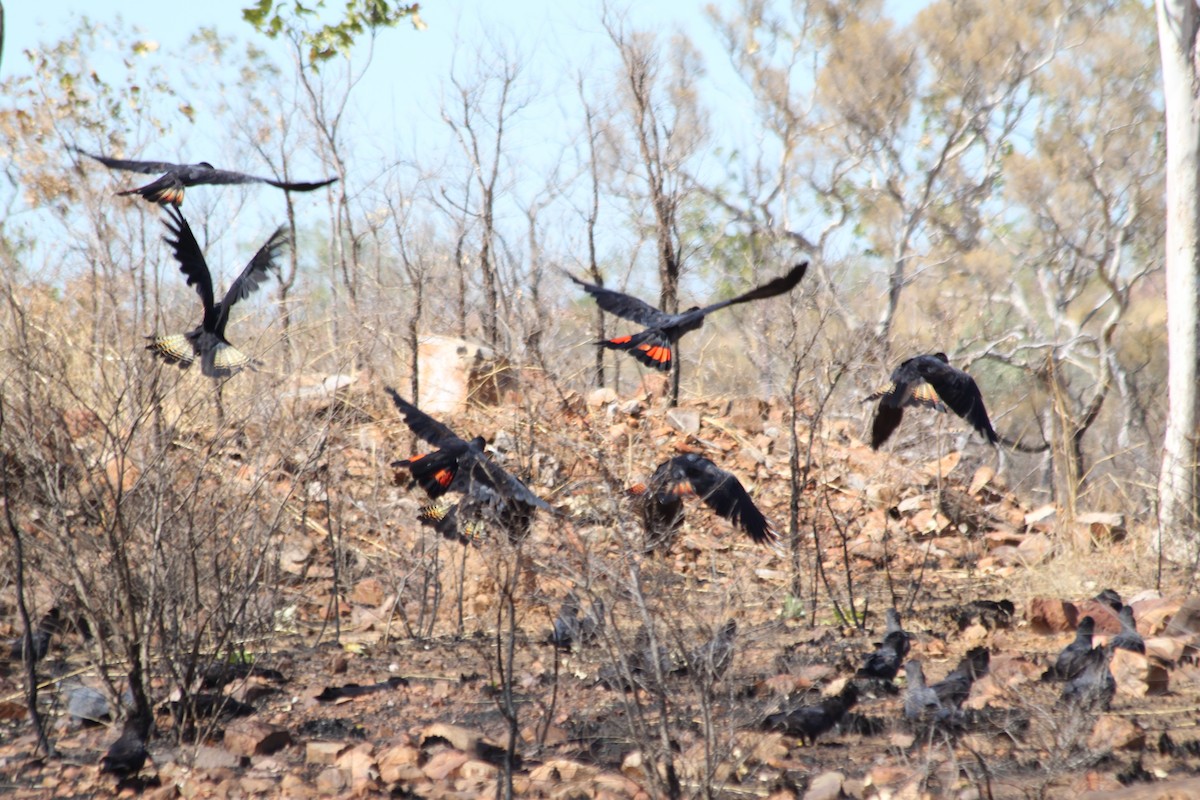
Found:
[630,454,777,553]
[386,388,552,543]
[146,207,287,378]
[1111,606,1145,654]
[764,682,859,746]
[567,262,808,373]
[856,609,912,682]
[902,661,944,721]
[100,714,152,780]
[869,353,999,449]
[1060,645,1116,711]
[74,146,337,206]
[1094,588,1124,612]
[1042,616,1096,682]
[930,647,990,709]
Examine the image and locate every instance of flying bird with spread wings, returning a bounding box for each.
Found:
[74,146,337,206]
[631,453,777,553]
[567,262,808,372]
[386,388,552,544]
[146,207,287,378]
[869,353,998,449]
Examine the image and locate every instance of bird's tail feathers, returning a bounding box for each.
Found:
[146,334,195,369]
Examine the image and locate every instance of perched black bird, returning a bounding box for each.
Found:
[676,620,737,684]
[1111,606,1145,654]
[764,682,859,746]
[567,262,808,372]
[146,207,287,377]
[1060,645,1116,711]
[74,146,337,206]
[630,454,777,553]
[1094,588,1124,612]
[100,716,151,779]
[1043,616,1096,681]
[856,609,911,682]
[931,647,990,709]
[386,388,552,543]
[870,353,998,449]
[902,660,944,720]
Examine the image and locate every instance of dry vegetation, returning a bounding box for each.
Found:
[1,1,1197,798]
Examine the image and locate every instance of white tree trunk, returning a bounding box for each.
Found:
[1156,0,1200,561]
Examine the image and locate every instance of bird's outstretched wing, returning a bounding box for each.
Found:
[566,272,676,328]
[75,147,183,175]
[657,455,776,545]
[690,261,808,318]
[197,169,338,192]
[162,206,215,315]
[384,387,464,447]
[914,357,998,444]
[220,226,289,312]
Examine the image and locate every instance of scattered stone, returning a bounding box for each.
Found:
[422,749,470,782]
[587,387,618,408]
[804,770,845,800]
[1110,648,1169,697]
[1028,598,1080,634]
[1088,715,1145,752]
[666,407,701,435]
[335,744,378,782]
[1134,597,1182,635]
[315,766,350,795]
[193,744,245,770]
[306,741,348,766]
[350,577,386,606]
[224,719,293,757]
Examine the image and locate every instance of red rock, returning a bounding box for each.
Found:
[305,741,348,766]
[1165,597,1200,639]
[421,749,469,781]
[1027,598,1080,634]
[1088,715,1145,752]
[1145,636,1187,664]
[1077,600,1122,634]
[378,743,421,784]
[350,577,386,606]
[1111,648,1169,697]
[1137,597,1184,635]
[224,719,292,757]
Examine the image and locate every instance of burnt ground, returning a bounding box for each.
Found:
[2,390,1199,799]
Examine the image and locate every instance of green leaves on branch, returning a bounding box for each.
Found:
[242,0,425,65]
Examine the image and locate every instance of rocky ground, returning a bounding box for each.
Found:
[1,383,1198,799]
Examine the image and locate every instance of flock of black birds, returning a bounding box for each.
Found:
[58,146,1018,783]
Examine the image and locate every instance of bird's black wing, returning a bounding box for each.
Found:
[463,453,553,511]
[75,146,184,175]
[672,455,777,545]
[219,226,288,312]
[566,272,676,328]
[384,387,464,447]
[913,356,999,444]
[197,168,338,192]
[162,206,215,315]
[689,261,808,319]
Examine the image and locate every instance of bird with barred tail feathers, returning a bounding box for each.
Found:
[630,453,777,553]
[386,388,552,543]
[870,352,998,449]
[146,206,287,378]
[74,146,337,206]
[566,262,808,372]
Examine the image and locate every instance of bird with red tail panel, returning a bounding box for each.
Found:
[631,454,777,553]
[385,387,552,544]
[74,146,337,206]
[566,262,808,372]
[146,206,287,378]
[870,353,998,449]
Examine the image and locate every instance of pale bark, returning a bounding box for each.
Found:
[1156,0,1200,560]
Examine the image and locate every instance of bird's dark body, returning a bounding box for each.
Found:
[568,262,808,372]
[871,353,998,449]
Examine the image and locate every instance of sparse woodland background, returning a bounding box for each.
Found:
[1,0,1196,797]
